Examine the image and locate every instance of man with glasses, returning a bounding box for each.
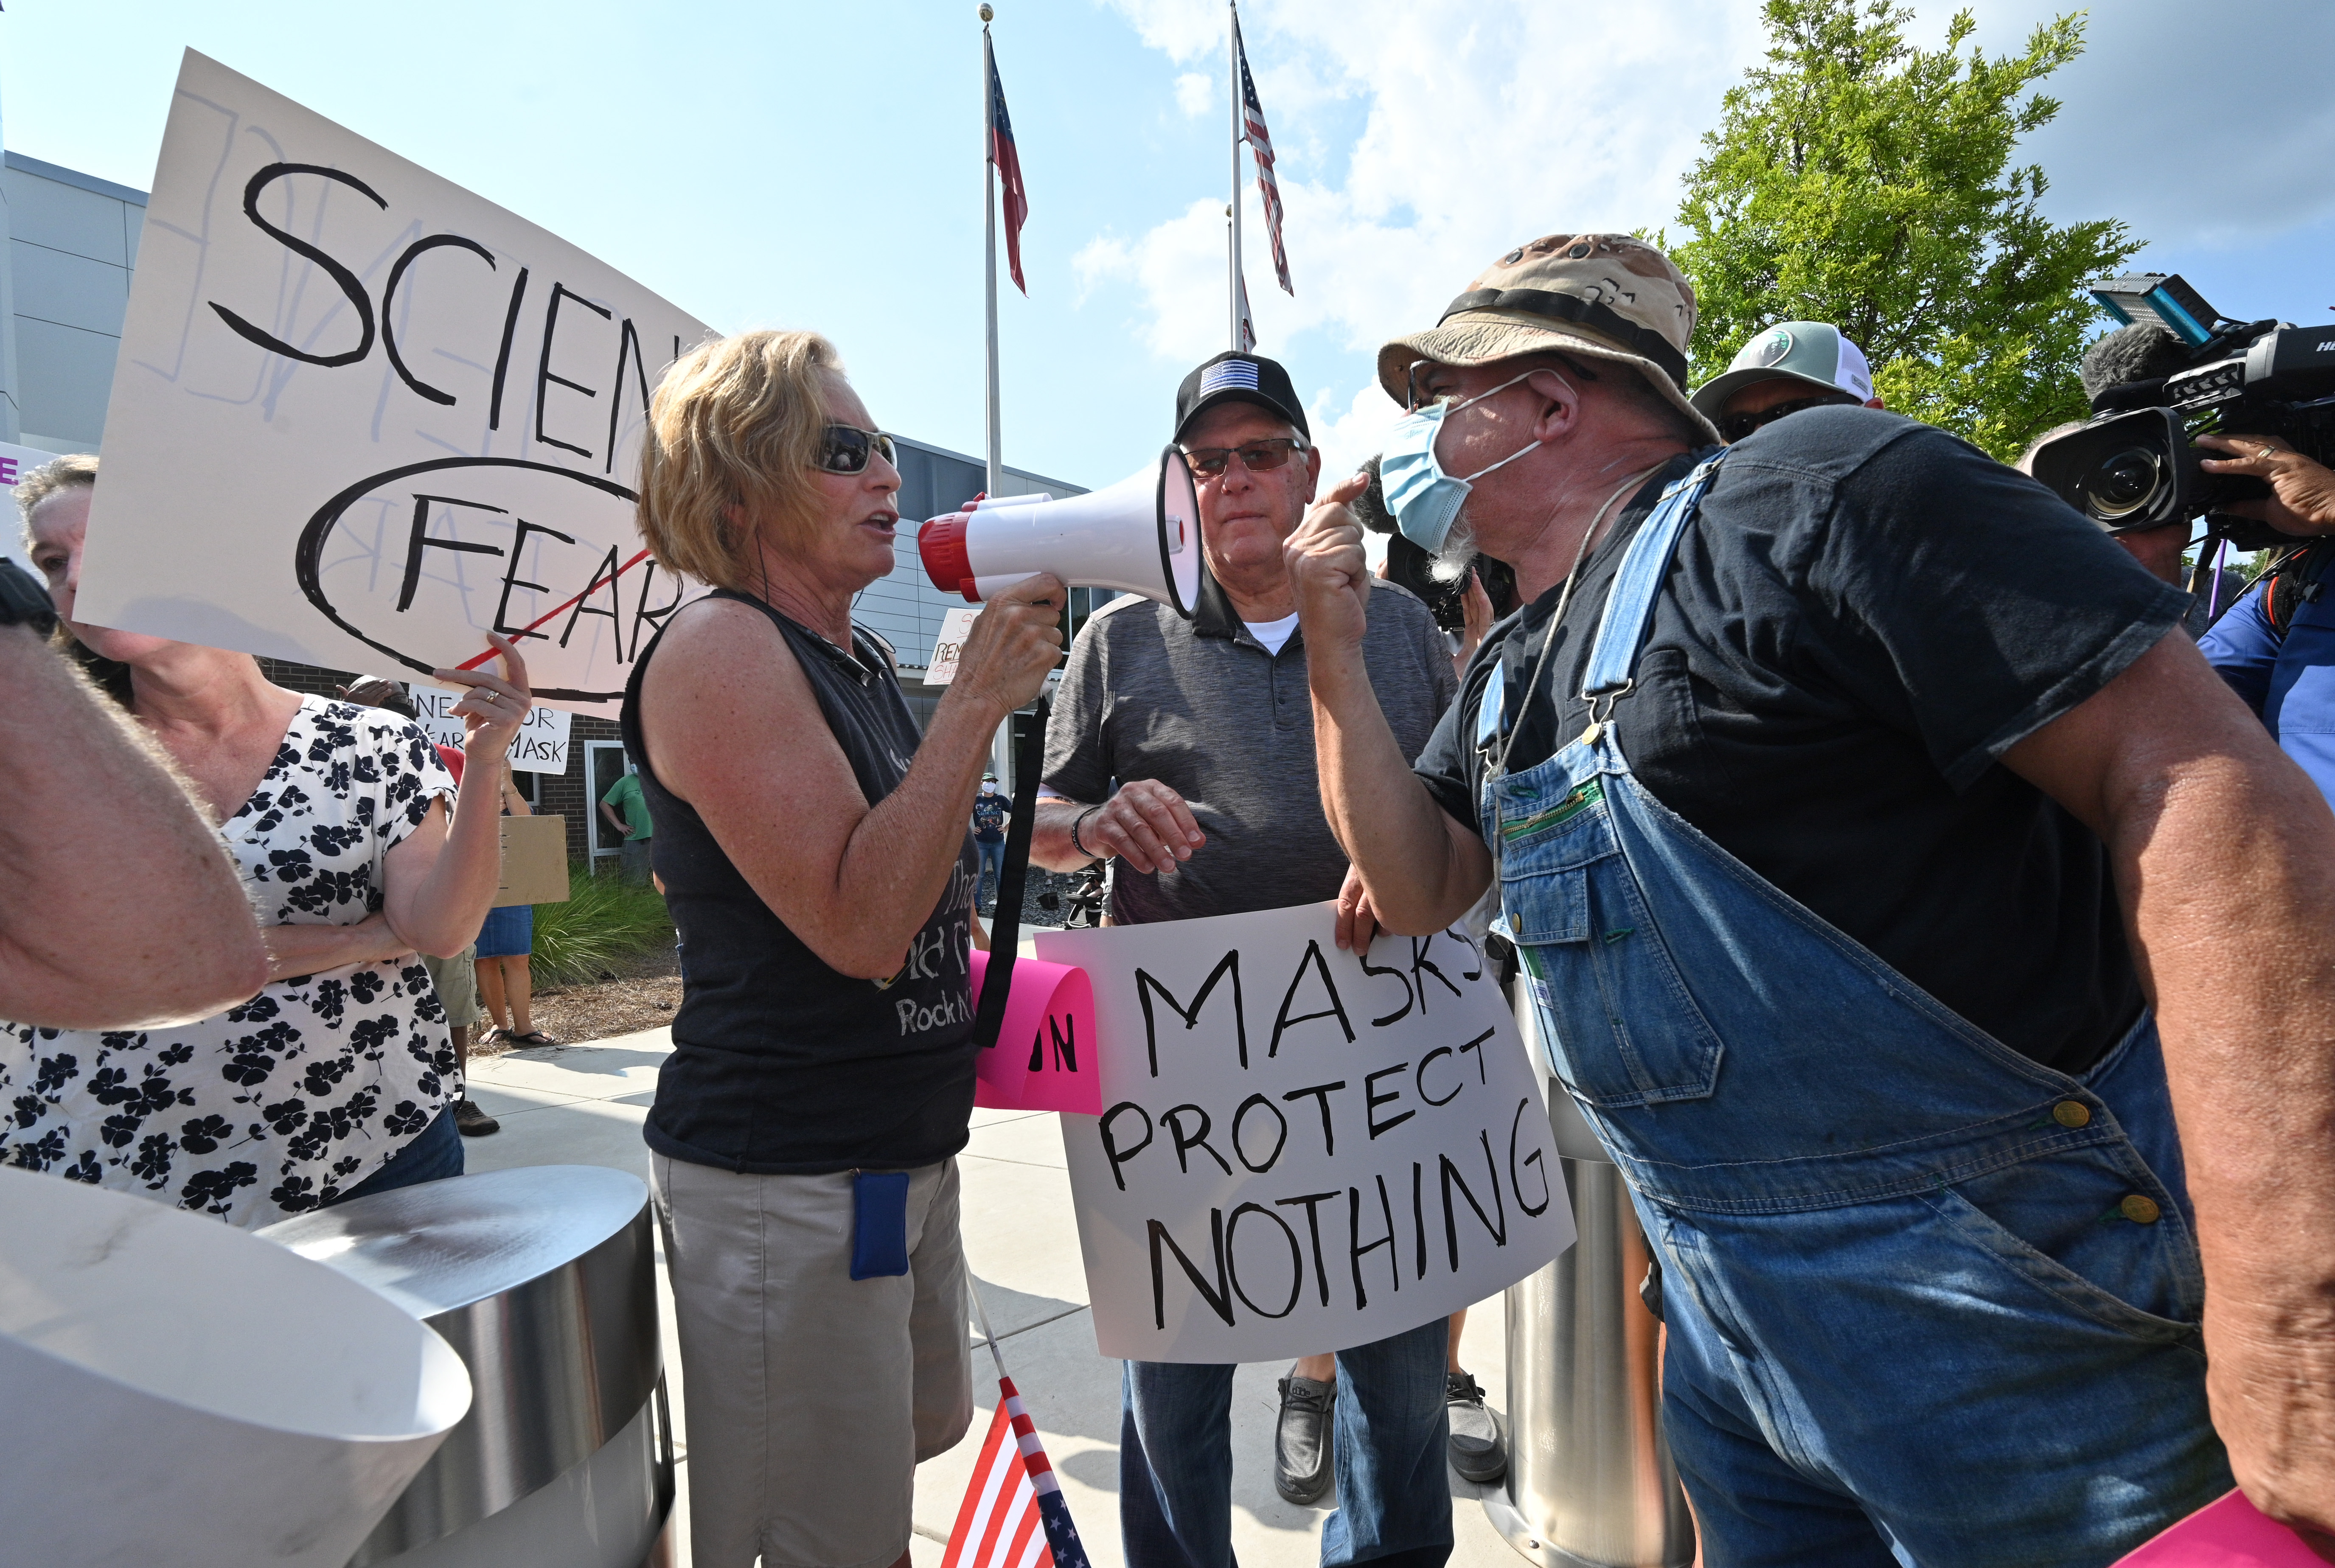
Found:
[1032,350,1462,1568]
[1691,319,1885,443]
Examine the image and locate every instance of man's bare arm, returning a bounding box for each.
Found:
[0,629,268,1027]
[1289,476,1493,934]
[2005,628,2335,1543]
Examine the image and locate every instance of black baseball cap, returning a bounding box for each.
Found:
[1173,351,1311,444]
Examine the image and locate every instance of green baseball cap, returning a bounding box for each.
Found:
[1690,321,1875,418]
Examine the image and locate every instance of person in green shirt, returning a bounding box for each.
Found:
[601,761,654,885]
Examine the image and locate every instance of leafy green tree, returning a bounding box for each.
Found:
[1664,0,2141,460]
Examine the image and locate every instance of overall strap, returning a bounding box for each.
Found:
[1580,453,1726,701]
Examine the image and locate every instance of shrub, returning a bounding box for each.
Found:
[528,862,676,987]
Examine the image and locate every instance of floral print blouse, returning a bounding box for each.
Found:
[1,698,459,1227]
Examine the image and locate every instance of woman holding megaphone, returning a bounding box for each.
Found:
[621,328,1062,1568]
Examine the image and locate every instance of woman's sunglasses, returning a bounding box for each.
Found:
[1718,394,1856,444]
[818,425,900,474]
[1181,437,1307,480]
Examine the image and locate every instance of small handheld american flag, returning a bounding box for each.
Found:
[943,1288,1093,1568]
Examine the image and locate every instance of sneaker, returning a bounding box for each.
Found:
[1445,1371,1506,1484]
[454,1097,501,1137]
[1273,1374,1336,1506]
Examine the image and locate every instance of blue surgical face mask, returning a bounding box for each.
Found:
[1378,369,1562,554]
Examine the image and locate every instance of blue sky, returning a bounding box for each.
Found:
[5,0,2332,498]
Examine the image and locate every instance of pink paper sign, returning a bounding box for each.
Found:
[968,951,1100,1115]
[2115,1490,2335,1567]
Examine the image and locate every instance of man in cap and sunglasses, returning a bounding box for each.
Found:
[1690,319,1885,443]
[1031,351,1463,1568]
[1286,233,2335,1560]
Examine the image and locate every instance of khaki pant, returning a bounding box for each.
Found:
[652,1155,972,1568]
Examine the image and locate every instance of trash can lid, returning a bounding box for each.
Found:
[258,1164,648,1320]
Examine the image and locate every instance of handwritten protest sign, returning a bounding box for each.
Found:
[408,687,571,774]
[968,950,1100,1114]
[77,51,712,718]
[1036,903,1573,1363]
[924,606,982,687]
[0,443,56,572]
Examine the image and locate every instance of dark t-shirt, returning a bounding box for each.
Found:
[971,792,1013,843]
[1416,408,2189,1073]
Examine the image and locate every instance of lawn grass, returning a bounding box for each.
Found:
[529,861,676,987]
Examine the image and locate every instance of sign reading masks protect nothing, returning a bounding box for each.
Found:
[1036,903,1574,1363]
[78,50,712,717]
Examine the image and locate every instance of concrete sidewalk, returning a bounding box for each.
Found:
[465,1029,1521,1568]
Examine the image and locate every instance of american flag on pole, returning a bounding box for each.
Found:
[987,39,1030,295]
[942,1376,1093,1568]
[1233,11,1292,296]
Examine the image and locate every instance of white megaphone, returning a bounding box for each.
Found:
[918,446,1203,617]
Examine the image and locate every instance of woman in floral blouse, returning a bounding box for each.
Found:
[2,458,532,1227]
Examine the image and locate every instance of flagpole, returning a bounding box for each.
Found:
[1228,0,1243,351]
[982,6,1003,494]
[968,1275,1011,1385]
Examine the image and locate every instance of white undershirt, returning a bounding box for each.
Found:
[1244,613,1300,655]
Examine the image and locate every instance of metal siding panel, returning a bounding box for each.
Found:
[14,316,118,446]
[1,169,127,266]
[11,242,129,336]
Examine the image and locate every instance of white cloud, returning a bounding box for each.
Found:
[1089,0,1767,435]
[1173,72,1215,117]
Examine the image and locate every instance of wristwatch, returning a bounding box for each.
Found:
[0,558,59,636]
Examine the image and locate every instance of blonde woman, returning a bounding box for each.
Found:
[622,331,1061,1568]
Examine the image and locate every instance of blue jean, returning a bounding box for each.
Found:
[976,838,1007,897]
[1485,457,2229,1567]
[328,1105,463,1207]
[1119,1316,1451,1568]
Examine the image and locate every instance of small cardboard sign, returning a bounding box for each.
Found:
[968,949,1099,1114]
[494,814,570,906]
[925,606,982,687]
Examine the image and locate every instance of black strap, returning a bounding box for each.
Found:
[969,698,1046,1054]
[1439,287,1690,390]
[2263,539,2333,641]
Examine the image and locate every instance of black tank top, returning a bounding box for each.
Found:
[621,590,981,1174]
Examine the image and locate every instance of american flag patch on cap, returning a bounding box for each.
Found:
[1198,359,1262,397]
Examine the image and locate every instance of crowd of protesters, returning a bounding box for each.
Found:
[6,220,2335,1568]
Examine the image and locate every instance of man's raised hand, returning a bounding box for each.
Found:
[1285,472,1376,655]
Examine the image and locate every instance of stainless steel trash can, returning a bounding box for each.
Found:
[260,1164,673,1568]
[1484,999,1695,1568]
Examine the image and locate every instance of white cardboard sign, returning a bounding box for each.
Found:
[924,606,982,687]
[408,688,572,774]
[1036,903,1573,1363]
[78,50,712,718]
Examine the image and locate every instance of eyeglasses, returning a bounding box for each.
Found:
[1181,437,1307,480]
[1405,353,1599,412]
[817,425,899,474]
[1718,394,1855,444]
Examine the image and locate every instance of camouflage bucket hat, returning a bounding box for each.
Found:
[1377,233,1718,444]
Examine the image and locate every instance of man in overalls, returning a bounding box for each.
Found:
[1284,233,2335,1563]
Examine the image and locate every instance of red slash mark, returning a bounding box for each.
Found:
[455,548,654,670]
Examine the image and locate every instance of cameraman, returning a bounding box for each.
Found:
[2194,432,2335,806]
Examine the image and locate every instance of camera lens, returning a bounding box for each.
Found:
[2080,447,2165,522]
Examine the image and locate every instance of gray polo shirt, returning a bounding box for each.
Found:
[1042,570,1458,926]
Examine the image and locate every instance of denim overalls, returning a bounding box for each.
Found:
[1483,458,2232,1567]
